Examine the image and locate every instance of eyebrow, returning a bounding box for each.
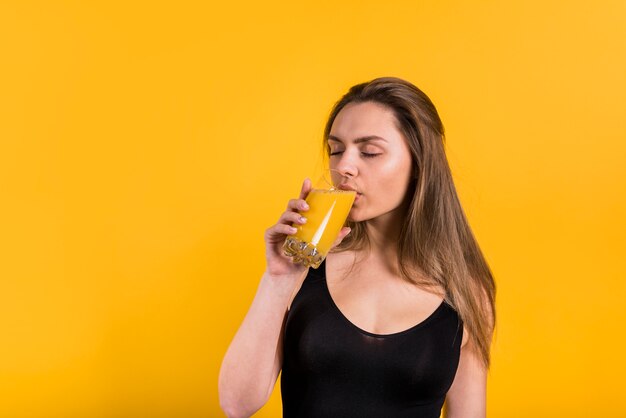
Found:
[327,135,387,144]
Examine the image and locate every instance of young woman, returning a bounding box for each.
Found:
[219,77,496,418]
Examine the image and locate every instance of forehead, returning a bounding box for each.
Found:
[328,101,402,144]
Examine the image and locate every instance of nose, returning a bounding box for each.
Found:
[334,151,358,179]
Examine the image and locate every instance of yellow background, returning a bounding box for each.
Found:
[1,1,625,417]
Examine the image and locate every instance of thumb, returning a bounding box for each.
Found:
[331,226,351,249]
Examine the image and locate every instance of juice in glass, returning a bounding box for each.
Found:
[283,188,356,268]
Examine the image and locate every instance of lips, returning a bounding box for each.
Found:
[337,184,359,193]
[337,184,362,204]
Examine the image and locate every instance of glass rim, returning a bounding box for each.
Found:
[313,168,362,194]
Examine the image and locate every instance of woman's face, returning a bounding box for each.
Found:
[327,101,414,222]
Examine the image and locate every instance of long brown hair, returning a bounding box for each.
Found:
[324,77,496,370]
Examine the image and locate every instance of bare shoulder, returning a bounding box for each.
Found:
[325,250,361,281]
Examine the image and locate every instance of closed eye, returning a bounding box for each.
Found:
[329,151,381,158]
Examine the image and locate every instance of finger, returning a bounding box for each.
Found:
[278,211,308,226]
[287,198,310,212]
[298,178,312,200]
[330,226,351,249]
[266,223,298,239]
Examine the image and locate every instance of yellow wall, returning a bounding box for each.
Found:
[1,1,624,417]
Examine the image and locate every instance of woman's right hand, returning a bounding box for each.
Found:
[264,178,313,278]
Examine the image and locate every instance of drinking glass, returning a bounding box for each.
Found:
[282,169,359,268]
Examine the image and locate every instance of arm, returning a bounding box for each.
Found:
[443,328,487,418]
[444,279,495,418]
[218,178,352,418]
[218,178,313,418]
[218,269,305,418]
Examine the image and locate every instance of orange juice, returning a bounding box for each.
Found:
[283,188,356,268]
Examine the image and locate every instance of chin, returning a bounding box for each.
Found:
[347,213,360,223]
[347,210,369,223]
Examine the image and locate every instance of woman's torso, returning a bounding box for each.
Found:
[281,252,464,418]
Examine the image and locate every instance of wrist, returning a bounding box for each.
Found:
[260,269,308,298]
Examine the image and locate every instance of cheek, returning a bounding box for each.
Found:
[375,163,412,197]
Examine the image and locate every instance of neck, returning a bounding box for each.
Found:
[363,203,408,261]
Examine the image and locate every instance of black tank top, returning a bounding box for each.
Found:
[281,259,463,418]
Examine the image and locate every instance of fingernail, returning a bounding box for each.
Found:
[299,216,307,223]
[301,203,309,210]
